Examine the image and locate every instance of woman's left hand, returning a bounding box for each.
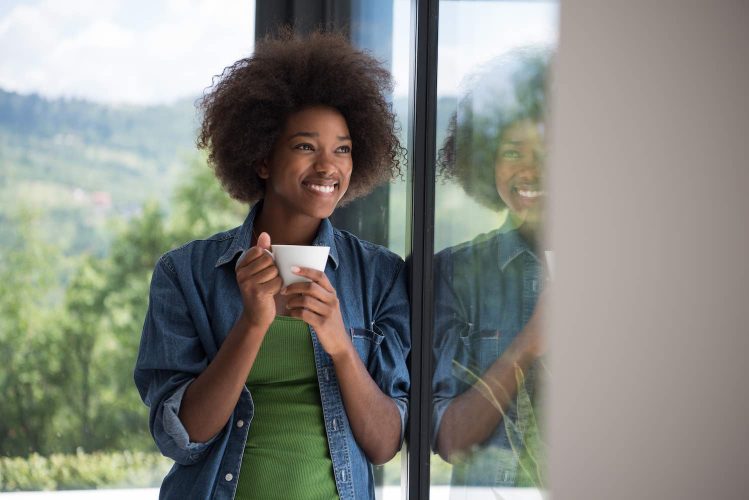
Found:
[281,267,352,359]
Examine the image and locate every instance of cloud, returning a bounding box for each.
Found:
[0,0,255,105]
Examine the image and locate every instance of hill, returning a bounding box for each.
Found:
[0,89,200,256]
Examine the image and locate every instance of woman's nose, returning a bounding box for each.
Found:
[314,152,336,174]
[517,149,544,175]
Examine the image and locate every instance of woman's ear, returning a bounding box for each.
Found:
[256,159,270,179]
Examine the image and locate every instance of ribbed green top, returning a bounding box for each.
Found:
[235,316,339,500]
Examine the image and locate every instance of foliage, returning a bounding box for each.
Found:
[0,208,66,456]
[167,153,247,244]
[0,451,171,491]
[451,359,548,489]
[0,146,245,462]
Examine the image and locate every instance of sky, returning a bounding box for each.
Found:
[0,0,255,105]
[0,0,556,105]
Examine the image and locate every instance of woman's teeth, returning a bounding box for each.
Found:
[517,189,545,198]
[306,183,335,194]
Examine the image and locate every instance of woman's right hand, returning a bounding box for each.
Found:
[235,232,283,331]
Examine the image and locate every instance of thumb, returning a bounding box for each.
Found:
[256,231,271,250]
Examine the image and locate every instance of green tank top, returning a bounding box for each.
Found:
[234,316,339,500]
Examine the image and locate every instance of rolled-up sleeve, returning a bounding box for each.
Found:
[369,259,411,445]
[431,253,469,453]
[133,256,221,465]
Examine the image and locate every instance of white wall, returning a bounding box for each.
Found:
[548,2,749,499]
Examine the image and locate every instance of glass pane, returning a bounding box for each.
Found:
[345,2,415,498]
[431,1,558,499]
[0,1,255,495]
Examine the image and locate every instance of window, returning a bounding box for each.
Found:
[0,1,558,497]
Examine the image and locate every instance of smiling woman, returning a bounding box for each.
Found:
[133,30,410,500]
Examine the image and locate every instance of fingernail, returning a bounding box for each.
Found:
[280,287,287,295]
[291,266,300,273]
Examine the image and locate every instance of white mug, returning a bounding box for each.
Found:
[236,245,330,287]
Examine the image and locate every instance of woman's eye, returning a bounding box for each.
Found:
[501,149,521,160]
[295,143,314,151]
[336,145,352,153]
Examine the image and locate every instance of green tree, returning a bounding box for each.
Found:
[1,153,247,457]
[52,154,245,453]
[0,209,65,456]
[167,153,246,243]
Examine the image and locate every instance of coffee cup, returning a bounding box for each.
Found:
[236,244,330,286]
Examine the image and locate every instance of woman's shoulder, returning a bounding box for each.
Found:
[157,226,241,273]
[436,228,501,264]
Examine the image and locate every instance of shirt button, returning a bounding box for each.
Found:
[236,420,244,428]
[225,473,233,482]
[332,418,338,431]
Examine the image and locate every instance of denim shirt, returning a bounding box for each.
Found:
[432,228,545,487]
[134,202,411,500]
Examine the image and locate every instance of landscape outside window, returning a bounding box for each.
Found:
[0,0,256,493]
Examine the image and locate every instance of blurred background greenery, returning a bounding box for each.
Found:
[0,88,249,489]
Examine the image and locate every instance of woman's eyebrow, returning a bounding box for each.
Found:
[287,131,352,141]
[500,140,524,146]
[288,131,318,139]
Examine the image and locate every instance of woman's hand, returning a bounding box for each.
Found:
[235,232,283,332]
[281,267,352,359]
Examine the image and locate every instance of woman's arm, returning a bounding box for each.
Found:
[177,315,265,442]
[435,298,544,462]
[283,266,403,465]
[329,344,402,465]
[179,233,283,442]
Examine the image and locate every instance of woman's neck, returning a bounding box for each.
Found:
[252,203,322,246]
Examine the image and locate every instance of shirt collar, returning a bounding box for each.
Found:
[497,227,540,271]
[215,200,340,270]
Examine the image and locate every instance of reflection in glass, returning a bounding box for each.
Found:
[431,46,553,495]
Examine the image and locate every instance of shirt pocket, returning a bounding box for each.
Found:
[458,328,502,376]
[350,327,385,366]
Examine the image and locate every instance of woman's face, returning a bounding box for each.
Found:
[258,106,353,221]
[494,118,546,233]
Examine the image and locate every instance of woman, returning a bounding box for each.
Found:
[134,31,410,500]
[432,48,551,489]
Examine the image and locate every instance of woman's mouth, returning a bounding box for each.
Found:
[516,188,545,199]
[303,181,337,194]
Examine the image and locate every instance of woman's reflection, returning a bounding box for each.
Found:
[432,49,552,489]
